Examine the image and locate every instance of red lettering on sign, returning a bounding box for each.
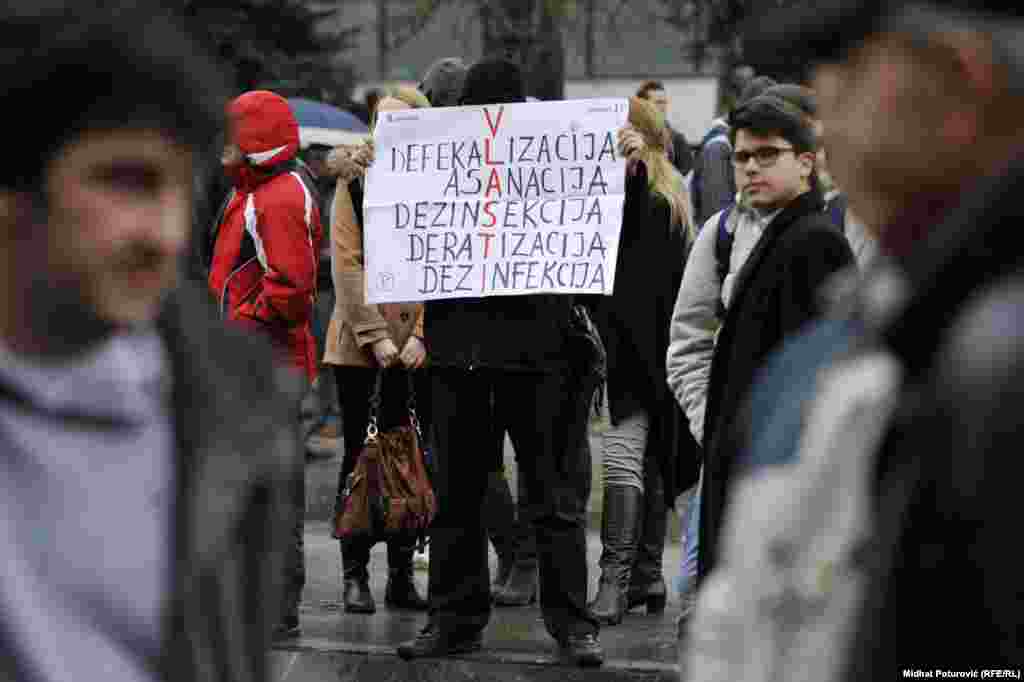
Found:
[484,106,505,138]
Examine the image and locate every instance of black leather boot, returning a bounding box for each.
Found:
[385,538,428,611]
[628,463,668,615]
[588,485,642,625]
[340,539,375,614]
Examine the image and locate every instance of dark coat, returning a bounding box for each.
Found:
[158,283,304,682]
[699,189,855,579]
[588,162,700,502]
[844,156,1024,677]
[668,125,694,177]
[0,283,302,682]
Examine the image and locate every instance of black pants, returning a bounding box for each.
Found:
[333,366,432,556]
[428,367,597,639]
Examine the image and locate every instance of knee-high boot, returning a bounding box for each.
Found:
[628,460,668,614]
[587,485,642,625]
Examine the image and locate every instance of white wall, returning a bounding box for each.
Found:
[565,77,719,144]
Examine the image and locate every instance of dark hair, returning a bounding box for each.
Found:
[728,94,817,154]
[460,57,526,106]
[0,1,229,190]
[763,83,818,119]
[738,75,779,107]
[419,57,468,108]
[637,80,666,100]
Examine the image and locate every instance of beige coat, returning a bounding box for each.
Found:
[323,180,424,368]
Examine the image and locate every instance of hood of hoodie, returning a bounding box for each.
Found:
[225,90,299,190]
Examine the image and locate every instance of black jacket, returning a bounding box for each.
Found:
[699,189,854,578]
[0,283,303,682]
[588,162,700,500]
[668,125,693,177]
[844,156,1024,676]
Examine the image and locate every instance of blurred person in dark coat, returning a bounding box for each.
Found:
[681,1,1024,678]
[0,3,303,682]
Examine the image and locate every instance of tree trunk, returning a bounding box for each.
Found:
[479,0,565,101]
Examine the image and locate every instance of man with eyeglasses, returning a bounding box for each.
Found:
[689,94,854,584]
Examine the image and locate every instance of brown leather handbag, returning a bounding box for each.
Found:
[332,370,436,542]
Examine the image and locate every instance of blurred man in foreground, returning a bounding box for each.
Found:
[0,4,302,681]
[684,1,1024,678]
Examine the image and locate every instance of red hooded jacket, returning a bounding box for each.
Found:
[208,91,323,380]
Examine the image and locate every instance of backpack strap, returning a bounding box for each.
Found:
[714,205,736,320]
[715,205,735,286]
[828,193,849,232]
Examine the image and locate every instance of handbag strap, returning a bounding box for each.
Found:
[365,369,422,443]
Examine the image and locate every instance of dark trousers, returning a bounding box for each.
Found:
[484,422,538,565]
[333,366,432,556]
[429,367,597,639]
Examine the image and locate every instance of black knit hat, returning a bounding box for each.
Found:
[459,57,526,107]
[419,57,468,108]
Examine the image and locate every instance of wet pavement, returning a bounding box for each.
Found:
[271,522,686,681]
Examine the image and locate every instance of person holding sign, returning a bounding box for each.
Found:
[584,98,701,626]
[323,86,432,615]
[395,57,604,667]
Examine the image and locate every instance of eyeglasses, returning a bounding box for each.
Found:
[731,146,796,168]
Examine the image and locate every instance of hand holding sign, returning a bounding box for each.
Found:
[363,98,628,303]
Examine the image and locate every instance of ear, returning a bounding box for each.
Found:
[797,151,817,180]
[937,31,994,146]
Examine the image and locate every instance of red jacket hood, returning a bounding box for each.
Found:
[228,90,299,167]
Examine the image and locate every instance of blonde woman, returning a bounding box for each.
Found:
[585,96,700,625]
[323,86,431,614]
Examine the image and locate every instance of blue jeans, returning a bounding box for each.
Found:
[677,471,701,597]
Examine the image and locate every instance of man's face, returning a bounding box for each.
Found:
[733,129,813,211]
[813,36,966,229]
[647,89,669,116]
[43,129,192,328]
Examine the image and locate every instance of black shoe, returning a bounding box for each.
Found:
[557,633,604,667]
[343,577,376,614]
[272,616,302,641]
[396,624,484,660]
[626,577,668,615]
[385,571,428,611]
[493,561,538,607]
[589,578,627,625]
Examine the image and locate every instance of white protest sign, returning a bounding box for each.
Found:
[363,98,628,303]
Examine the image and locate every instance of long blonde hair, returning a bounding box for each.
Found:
[627,96,693,239]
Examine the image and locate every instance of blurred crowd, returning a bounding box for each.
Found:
[1,1,1021,681]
